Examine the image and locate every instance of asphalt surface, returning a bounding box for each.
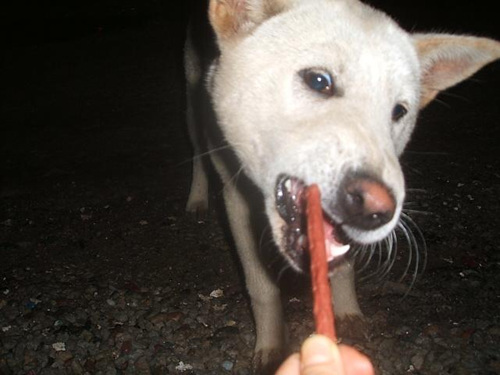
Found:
[1,1,500,374]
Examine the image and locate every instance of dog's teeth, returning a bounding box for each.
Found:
[284,178,292,192]
[327,243,350,260]
[298,234,307,248]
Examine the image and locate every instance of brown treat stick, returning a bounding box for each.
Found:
[306,184,337,341]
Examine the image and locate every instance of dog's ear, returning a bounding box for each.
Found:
[209,0,289,45]
[414,34,500,108]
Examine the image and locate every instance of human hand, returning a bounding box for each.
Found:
[275,335,374,375]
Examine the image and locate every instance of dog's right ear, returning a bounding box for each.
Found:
[209,0,289,45]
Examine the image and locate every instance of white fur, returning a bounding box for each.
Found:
[185,0,500,370]
[211,1,418,246]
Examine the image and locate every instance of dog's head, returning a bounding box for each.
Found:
[208,0,500,270]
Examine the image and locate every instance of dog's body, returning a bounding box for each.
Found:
[184,0,500,371]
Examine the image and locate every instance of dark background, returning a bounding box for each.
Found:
[1,0,499,186]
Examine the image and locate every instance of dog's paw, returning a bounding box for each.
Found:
[252,348,287,375]
[337,314,372,342]
[185,199,209,221]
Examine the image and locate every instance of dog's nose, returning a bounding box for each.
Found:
[338,173,396,230]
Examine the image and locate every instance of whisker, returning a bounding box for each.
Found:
[434,89,473,104]
[402,209,433,216]
[354,244,375,276]
[396,219,414,283]
[277,263,293,284]
[379,231,398,280]
[228,165,245,188]
[426,95,451,108]
[258,224,272,250]
[357,242,384,282]
[353,211,426,294]
[404,151,450,156]
[405,188,428,194]
[400,213,427,285]
[258,223,291,278]
[175,144,233,167]
[219,165,245,197]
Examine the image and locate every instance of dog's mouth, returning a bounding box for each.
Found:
[275,174,350,271]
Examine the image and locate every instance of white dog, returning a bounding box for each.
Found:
[184,0,500,371]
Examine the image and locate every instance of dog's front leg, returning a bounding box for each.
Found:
[222,181,286,372]
[330,259,367,338]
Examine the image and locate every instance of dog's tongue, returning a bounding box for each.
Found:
[322,212,350,261]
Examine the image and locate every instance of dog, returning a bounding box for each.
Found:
[184,0,500,371]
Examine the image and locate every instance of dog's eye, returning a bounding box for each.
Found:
[300,69,335,97]
[392,103,408,122]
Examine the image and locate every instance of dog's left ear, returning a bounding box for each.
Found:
[209,0,289,46]
[414,34,500,108]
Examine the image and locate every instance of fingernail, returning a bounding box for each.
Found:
[302,335,337,366]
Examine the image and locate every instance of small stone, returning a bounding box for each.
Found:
[423,324,440,336]
[411,353,425,370]
[71,359,85,375]
[175,361,194,372]
[113,311,128,323]
[56,350,74,363]
[115,357,129,371]
[222,360,234,371]
[80,330,93,343]
[149,311,183,325]
[210,289,224,298]
[1,325,11,332]
[52,342,66,352]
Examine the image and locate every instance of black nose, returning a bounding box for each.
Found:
[338,172,396,230]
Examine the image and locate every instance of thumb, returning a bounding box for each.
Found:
[300,335,344,375]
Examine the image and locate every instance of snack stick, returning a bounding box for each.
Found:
[306,184,337,341]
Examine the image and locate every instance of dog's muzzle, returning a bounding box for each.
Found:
[275,175,350,271]
[275,172,396,271]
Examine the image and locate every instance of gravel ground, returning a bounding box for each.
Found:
[1,1,500,374]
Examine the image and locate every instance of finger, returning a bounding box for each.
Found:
[275,353,300,375]
[300,335,344,375]
[338,345,375,375]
